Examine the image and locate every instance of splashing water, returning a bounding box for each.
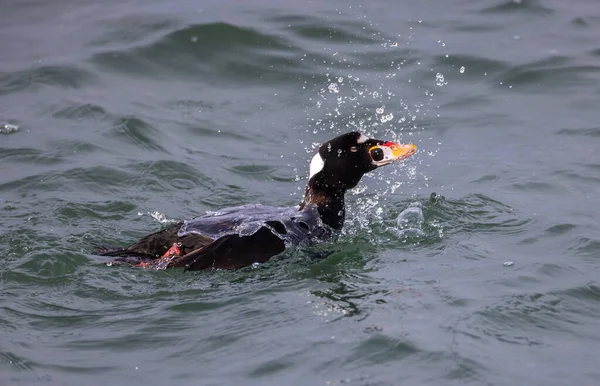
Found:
[298,10,449,237]
[327,82,340,94]
[435,72,447,87]
[393,202,425,238]
[0,123,19,134]
[137,211,178,225]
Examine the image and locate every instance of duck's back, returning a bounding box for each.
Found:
[178,203,330,246]
[99,203,332,270]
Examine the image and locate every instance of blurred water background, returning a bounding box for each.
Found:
[2,0,600,385]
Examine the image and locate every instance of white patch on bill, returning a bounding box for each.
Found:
[356,133,369,144]
[309,153,325,179]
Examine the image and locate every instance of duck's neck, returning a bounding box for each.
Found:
[299,178,346,230]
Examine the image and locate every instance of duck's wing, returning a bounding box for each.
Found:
[97,222,214,260]
[168,226,286,271]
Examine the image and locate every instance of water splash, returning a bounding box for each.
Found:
[302,21,439,150]
[435,72,447,86]
[1,123,19,134]
[327,82,340,93]
[137,211,178,225]
[394,202,425,238]
[298,10,449,238]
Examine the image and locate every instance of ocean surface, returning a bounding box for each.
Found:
[2,0,600,385]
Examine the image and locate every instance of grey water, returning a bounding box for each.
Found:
[1,0,600,385]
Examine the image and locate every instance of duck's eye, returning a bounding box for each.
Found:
[350,146,358,152]
[370,147,384,161]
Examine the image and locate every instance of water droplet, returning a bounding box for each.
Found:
[338,76,344,83]
[376,106,385,114]
[459,66,465,74]
[435,73,446,87]
[190,36,198,43]
[380,113,394,123]
[327,83,340,93]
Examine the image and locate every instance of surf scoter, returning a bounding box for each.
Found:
[97,132,417,270]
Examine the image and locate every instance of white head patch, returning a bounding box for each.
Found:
[357,133,369,144]
[309,153,325,179]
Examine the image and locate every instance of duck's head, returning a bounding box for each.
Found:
[308,131,417,192]
[302,131,417,229]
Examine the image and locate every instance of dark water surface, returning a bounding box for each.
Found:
[2,0,600,385]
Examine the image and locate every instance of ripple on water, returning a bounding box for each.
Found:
[0,139,107,172]
[494,56,600,92]
[509,180,562,194]
[124,159,208,192]
[432,54,510,79]
[229,164,278,182]
[89,22,315,84]
[0,352,34,371]
[479,0,555,15]
[0,65,98,95]
[266,14,383,44]
[88,14,180,48]
[55,200,136,223]
[545,223,578,235]
[51,102,111,121]
[551,169,600,185]
[451,284,600,378]
[105,116,166,152]
[164,22,290,50]
[556,126,600,138]
[65,166,139,192]
[572,237,600,260]
[0,147,62,166]
[344,334,419,368]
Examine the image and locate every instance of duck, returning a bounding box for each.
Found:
[97,132,417,270]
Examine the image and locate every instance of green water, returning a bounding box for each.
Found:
[2,0,600,385]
